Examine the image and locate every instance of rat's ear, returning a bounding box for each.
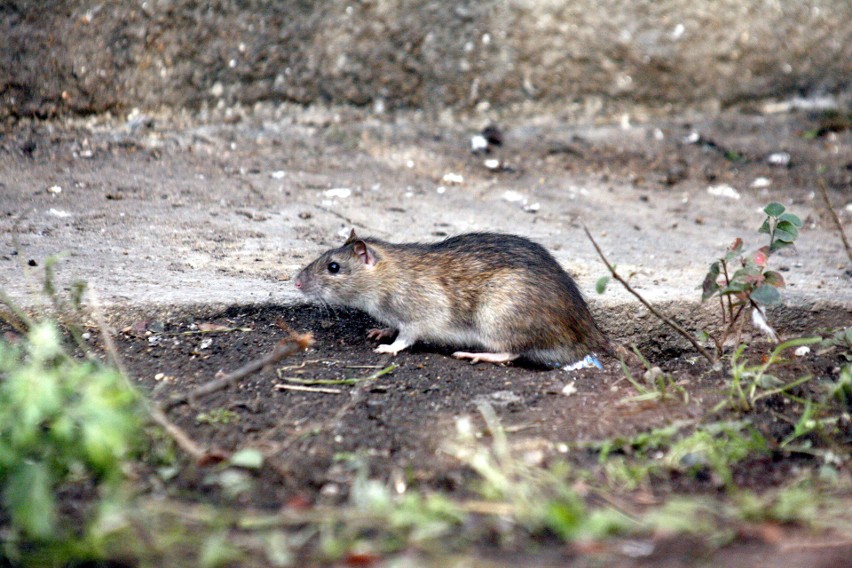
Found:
[344,228,358,245]
[352,240,377,267]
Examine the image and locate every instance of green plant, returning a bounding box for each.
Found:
[719,336,821,412]
[0,322,142,550]
[666,421,768,488]
[448,403,635,541]
[618,347,689,404]
[700,202,803,354]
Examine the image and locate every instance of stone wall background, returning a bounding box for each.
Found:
[1,0,849,120]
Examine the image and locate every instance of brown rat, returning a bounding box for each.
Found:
[294,229,610,366]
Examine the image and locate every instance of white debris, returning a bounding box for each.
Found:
[484,158,501,170]
[752,307,780,342]
[794,346,811,357]
[653,128,665,140]
[323,187,351,199]
[671,23,685,40]
[683,131,701,144]
[523,202,540,213]
[47,185,62,195]
[767,152,791,166]
[501,190,526,203]
[270,170,286,179]
[436,186,447,194]
[621,540,655,558]
[48,208,71,218]
[199,337,213,350]
[405,159,415,169]
[561,382,577,397]
[707,184,741,200]
[470,134,488,152]
[441,172,465,185]
[750,177,772,189]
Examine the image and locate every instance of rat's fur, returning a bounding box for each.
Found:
[294,230,610,365]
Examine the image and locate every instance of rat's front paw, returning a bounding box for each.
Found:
[374,344,399,355]
[374,338,411,356]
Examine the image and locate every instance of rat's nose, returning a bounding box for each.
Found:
[294,277,302,289]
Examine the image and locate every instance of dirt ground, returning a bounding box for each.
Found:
[1,101,851,565]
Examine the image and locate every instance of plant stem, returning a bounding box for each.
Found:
[817,177,852,262]
[583,226,716,364]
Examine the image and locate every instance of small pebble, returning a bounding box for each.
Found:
[441,172,464,185]
[707,184,741,200]
[323,187,351,199]
[766,152,791,166]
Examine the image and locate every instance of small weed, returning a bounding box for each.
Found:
[0,322,142,558]
[448,402,635,541]
[618,347,689,404]
[587,420,768,491]
[718,336,821,412]
[700,202,803,355]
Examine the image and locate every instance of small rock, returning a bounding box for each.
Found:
[561,382,577,397]
[750,177,772,188]
[441,172,465,185]
[270,170,286,179]
[766,152,791,167]
[707,184,741,200]
[501,190,526,203]
[323,187,351,199]
[47,185,62,195]
[794,346,811,357]
[643,366,664,385]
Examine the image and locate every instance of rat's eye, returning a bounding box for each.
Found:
[327,262,340,274]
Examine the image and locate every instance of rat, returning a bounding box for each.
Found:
[294,229,610,366]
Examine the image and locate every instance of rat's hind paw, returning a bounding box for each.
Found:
[453,351,519,365]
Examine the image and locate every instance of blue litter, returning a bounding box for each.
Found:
[562,354,603,371]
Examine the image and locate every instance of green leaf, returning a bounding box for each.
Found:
[750,284,781,306]
[723,238,744,261]
[229,448,264,469]
[779,212,802,228]
[758,218,771,234]
[701,262,721,301]
[5,461,56,540]
[763,202,786,217]
[724,150,744,163]
[773,222,798,243]
[763,270,786,288]
[595,276,610,294]
[770,239,791,253]
[545,497,586,540]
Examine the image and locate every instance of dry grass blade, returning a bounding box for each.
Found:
[274,384,342,394]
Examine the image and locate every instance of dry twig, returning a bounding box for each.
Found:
[165,330,314,408]
[88,288,221,463]
[583,226,716,364]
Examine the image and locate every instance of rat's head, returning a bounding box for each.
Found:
[294,229,381,307]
